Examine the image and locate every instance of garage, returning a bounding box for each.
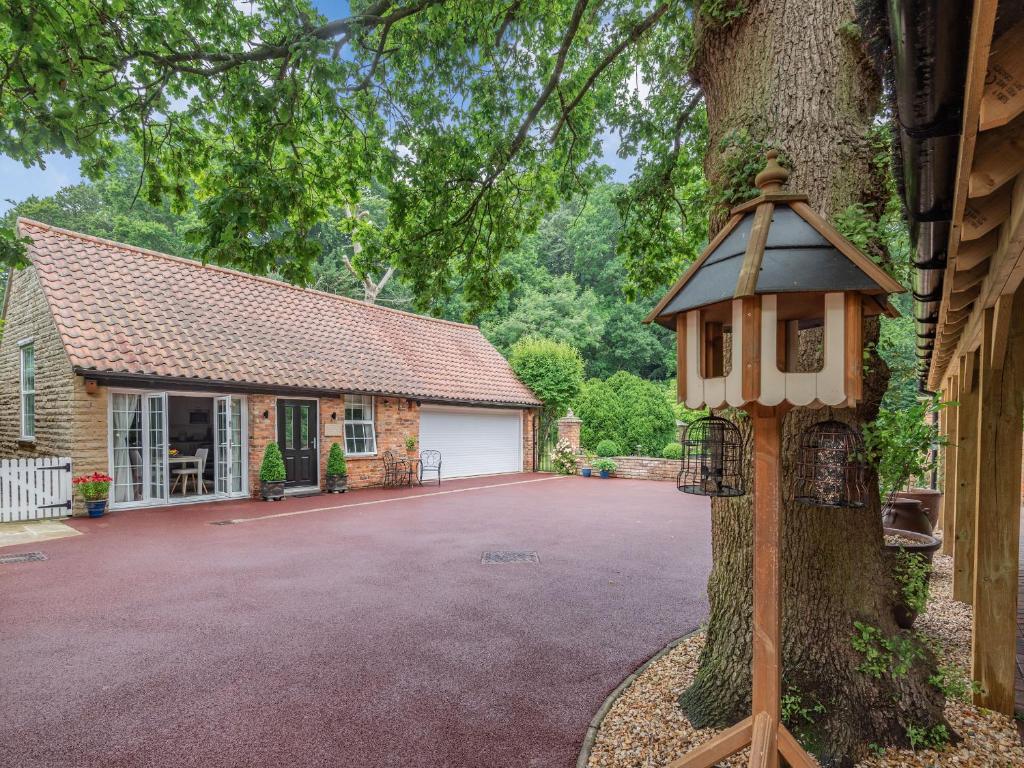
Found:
[418,406,523,479]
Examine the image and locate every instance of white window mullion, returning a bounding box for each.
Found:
[19,341,35,439]
[344,395,377,456]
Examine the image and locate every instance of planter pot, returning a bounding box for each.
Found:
[260,480,286,501]
[882,527,940,629]
[326,473,348,493]
[897,488,943,529]
[581,468,592,478]
[85,499,108,518]
[882,498,933,536]
[599,469,611,479]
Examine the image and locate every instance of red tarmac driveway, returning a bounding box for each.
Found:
[0,474,712,768]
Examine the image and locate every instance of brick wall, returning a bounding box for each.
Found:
[522,410,536,471]
[597,455,680,482]
[0,265,75,459]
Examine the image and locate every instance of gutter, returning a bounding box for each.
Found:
[886,0,972,389]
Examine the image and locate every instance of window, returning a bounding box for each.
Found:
[19,342,35,439]
[344,395,376,455]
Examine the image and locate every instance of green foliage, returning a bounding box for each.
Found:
[576,373,677,455]
[863,397,945,499]
[696,0,749,27]
[551,439,579,475]
[595,439,621,458]
[662,442,683,459]
[0,0,703,318]
[404,436,417,452]
[893,550,931,614]
[928,664,983,702]
[508,337,585,425]
[259,442,287,483]
[905,724,950,751]
[851,621,925,679]
[867,742,886,757]
[592,458,617,473]
[326,442,347,476]
[709,127,789,212]
[577,380,627,451]
[780,687,826,749]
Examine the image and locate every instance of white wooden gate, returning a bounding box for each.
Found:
[0,457,73,522]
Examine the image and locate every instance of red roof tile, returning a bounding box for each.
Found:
[17,219,540,407]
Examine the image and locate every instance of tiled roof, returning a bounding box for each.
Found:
[16,219,540,407]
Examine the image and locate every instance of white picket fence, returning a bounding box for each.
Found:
[0,457,73,522]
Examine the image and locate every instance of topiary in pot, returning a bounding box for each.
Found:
[595,439,620,458]
[259,442,287,501]
[326,442,348,493]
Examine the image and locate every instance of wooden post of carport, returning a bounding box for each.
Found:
[971,292,1024,715]
[940,374,959,556]
[953,352,980,603]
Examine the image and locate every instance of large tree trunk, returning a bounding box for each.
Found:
[677,2,946,765]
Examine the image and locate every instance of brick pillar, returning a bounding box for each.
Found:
[557,408,582,453]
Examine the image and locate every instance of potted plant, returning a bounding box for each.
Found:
[882,530,939,628]
[326,442,348,493]
[580,450,595,477]
[73,472,113,517]
[593,458,617,479]
[259,443,287,501]
[405,436,417,454]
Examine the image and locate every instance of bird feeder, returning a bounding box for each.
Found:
[647,152,904,768]
[793,420,867,509]
[678,415,744,497]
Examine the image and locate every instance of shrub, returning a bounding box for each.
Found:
[592,458,617,473]
[662,442,683,460]
[259,442,287,482]
[575,378,625,451]
[326,442,347,476]
[863,397,945,498]
[550,439,578,475]
[606,372,678,455]
[508,336,584,424]
[595,439,620,457]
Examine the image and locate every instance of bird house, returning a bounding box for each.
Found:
[646,152,905,412]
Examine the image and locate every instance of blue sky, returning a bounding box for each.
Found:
[0,1,634,214]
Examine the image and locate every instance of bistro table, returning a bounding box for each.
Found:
[168,454,204,495]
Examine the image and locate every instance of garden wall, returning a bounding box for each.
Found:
[601,455,679,482]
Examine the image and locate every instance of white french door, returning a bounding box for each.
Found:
[110,392,168,506]
[145,393,168,501]
[215,396,244,495]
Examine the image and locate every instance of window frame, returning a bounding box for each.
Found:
[18,339,35,440]
[344,394,377,457]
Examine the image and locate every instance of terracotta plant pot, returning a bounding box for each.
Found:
[326,473,348,493]
[896,488,943,529]
[260,480,285,501]
[882,498,933,536]
[882,527,939,628]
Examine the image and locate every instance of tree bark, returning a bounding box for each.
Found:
[677,2,946,765]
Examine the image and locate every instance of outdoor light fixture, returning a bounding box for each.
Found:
[262,409,269,420]
[677,415,744,497]
[646,151,904,768]
[331,412,338,421]
[794,420,867,509]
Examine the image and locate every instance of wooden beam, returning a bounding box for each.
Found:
[676,313,687,402]
[941,375,959,557]
[748,713,772,768]
[948,285,981,312]
[735,203,773,298]
[979,19,1024,131]
[741,296,761,403]
[968,116,1024,197]
[970,293,1024,716]
[844,293,863,405]
[777,725,820,768]
[665,717,754,768]
[962,184,1012,241]
[953,353,980,604]
[751,405,782,768]
[956,230,999,270]
[951,260,989,292]
[989,293,1013,369]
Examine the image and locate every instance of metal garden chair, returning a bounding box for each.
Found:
[416,450,442,486]
[381,450,412,488]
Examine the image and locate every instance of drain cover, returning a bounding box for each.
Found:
[481,550,539,564]
[0,551,47,564]
[209,520,237,526]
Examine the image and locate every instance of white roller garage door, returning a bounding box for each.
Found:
[419,406,523,479]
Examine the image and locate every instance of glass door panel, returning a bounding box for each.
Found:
[230,397,243,493]
[145,393,168,502]
[215,396,245,495]
[111,393,143,503]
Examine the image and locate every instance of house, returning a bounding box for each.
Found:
[0,219,541,511]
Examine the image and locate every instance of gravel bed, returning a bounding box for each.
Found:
[586,554,1023,768]
[884,533,924,547]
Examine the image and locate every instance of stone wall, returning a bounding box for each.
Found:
[594,455,680,482]
[0,265,75,459]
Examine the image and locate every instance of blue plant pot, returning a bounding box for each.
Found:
[599,470,611,479]
[581,468,592,477]
[85,499,108,518]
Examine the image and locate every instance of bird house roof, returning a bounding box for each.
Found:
[646,153,905,328]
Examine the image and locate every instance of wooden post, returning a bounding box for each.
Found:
[953,353,980,603]
[971,295,1024,715]
[667,404,817,768]
[751,405,782,768]
[940,374,959,556]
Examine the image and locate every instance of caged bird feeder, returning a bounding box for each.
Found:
[646,151,904,768]
[678,415,744,497]
[794,420,868,509]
